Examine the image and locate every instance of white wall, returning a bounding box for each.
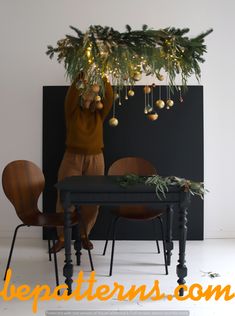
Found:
[0,0,234,238]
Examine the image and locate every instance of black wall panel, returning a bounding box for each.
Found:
[43,85,203,240]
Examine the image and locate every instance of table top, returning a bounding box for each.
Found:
[55,175,180,193]
[55,176,183,205]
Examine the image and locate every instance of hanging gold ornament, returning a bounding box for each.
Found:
[109,117,119,127]
[95,95,101,102]
[133,72,142,81]
[156,99,165,109]
[114,93,119,100]
[96,101,103,110]
[128,89,135,97]
[143,86,151,94]
[157,74,164,81]
[92,84,100,93]
[166,99,174,107]
[147,112,159,121]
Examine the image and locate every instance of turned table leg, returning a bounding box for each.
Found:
[177,191,191,296]
[62,191,73,294]
[166,204,174,266]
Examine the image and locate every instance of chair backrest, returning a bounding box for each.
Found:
[2,160,44,221]
[108,157,156,176]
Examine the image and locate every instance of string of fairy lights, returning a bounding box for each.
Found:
[46,25,212,126]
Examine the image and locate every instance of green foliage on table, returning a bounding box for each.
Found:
[117,173,208,200]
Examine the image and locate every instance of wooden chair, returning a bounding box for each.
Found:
[102,157,168,276]
[2,160,94,286]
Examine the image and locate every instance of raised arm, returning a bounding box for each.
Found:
[64,78,81,128]
[100,79,113,120]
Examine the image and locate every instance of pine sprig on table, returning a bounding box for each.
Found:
[116,174,208,200]
[117,173,147,188]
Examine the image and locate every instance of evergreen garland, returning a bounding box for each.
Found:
[46,25,213,97]
[117,173,207,200]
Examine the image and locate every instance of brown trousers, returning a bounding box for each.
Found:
[56,150,104,239]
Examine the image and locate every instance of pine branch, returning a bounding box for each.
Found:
[116,174,208,200]
[46,25,213,97]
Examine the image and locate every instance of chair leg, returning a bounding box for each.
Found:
[48,239,52,261]
[158,217,168,275]
[103,217,115,256]
[52,239,60,291]
[4,224,26,281]
[152,219,160,253]
[109,216,119,277]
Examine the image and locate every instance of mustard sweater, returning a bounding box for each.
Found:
[64,80,113,154]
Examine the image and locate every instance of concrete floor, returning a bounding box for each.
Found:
[0,238,235,316]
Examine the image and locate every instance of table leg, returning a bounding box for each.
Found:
[166,205,174,265]
[62,192,73,294]
[74,224,82,266]
[177,191,190,296]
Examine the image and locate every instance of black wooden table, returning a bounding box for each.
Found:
[56,175,191,296]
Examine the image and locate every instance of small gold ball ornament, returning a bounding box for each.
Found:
[92,84,100,93]
[95,95,101,102]
[109,117,119,127]
[156,99,165,109]
[128,89,135,97]
[166,99,174,107]
[147,112,159,121]
[157,74,165,81]
[133,72,142,81]
[114,93,119,100]
[96,101,103,110]
[143,86,151,94]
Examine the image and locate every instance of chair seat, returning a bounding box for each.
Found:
[112,205,165,220]
[22,210,79,227]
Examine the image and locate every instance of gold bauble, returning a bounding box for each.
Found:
[157,74,164,81]
[114,93,119,100]
[155,99,165,109]
[92,84,100,93]
[128,89,135,97]
[147,112,159,121]
[95,95,101,102]
[109,117,119,127]
[96,101,103,110]
[143,86,151,94]
[166,99,174,107]
[133,72,142,81]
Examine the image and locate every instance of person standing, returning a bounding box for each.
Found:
[51,76,113,252]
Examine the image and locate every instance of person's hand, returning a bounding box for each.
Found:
[82,90,95,109]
